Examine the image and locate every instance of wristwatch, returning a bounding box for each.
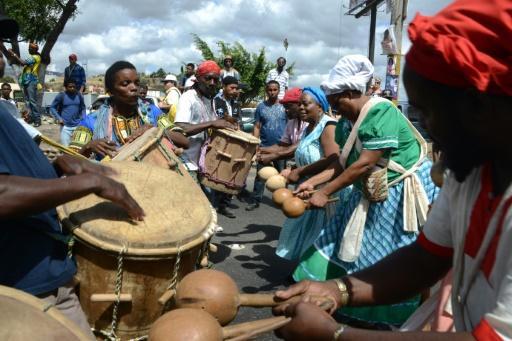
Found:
[333,323,347,340]
[332,278,350,306]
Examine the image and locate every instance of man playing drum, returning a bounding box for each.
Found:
[174,60,237,217]
[0,12,145,338]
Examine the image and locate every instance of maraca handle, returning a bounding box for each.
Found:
[239,293,281,307]
[222,316,290,339]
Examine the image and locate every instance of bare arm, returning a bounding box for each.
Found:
[252,121,261,139]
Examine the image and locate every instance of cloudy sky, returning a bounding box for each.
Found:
[40,0,449,98]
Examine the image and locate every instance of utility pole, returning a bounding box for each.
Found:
[387,0,408,102]
[368,5,377,63]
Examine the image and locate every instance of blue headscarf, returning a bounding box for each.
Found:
[303,87,329,113]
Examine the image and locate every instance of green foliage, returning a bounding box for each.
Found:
[2,0,77,43]
[191,34,294,105]
[0,76,16,83]
[150,68,167,78]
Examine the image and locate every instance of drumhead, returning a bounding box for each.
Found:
[112,126,162,161]
[0,285,90,340]
[217,128,260,145]
[58,161,216,257]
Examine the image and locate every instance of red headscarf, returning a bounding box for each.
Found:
[196,60,221,77]
[69,53,78,61]
[406,0,512,96]
[280,87,302,104]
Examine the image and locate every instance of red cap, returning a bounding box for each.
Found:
[280,87,302,104]
[69,53,78,61]
[196,60,221,77]
[406,0,512,95]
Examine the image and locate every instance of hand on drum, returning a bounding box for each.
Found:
[92,173,146,221]
[54,154,117,177]
[84,139,118,158]
[274,301,339,341]
[125,125,153,144]
[211,119,237,130]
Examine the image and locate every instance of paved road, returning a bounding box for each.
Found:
[210,167,297,340]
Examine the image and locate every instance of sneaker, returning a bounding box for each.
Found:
[32,122,41,127]
[245,202,260,211]
[217,207,236,219]
[215,225,224,233]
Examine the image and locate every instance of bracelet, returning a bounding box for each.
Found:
[333,278,350,306]
[333,323,347,340]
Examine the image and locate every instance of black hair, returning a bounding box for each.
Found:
[222,76,239,86]
[105,60,136,92]
[64,78,77,87]
[266,80,280,88]
[277,57,286,63]
[186,63,195,69]
[1,82,11,89]
[139,83,148,90]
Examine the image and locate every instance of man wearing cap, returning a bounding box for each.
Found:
[257,87,308,165]
[220,55,240,81]
[64,54,86,93]
[273,1,512,340]
[159,74,181,122]
[175,60,236,177]
[8,42,42,126]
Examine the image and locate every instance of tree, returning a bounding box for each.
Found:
[150,68,167,79]
[192,34,294,106]
[0,0,79,85]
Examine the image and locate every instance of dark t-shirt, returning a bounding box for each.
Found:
[0,108,76,295]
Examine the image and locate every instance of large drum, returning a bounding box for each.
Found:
[199,128,260,194]
[111,127,191,179]
[57,161,216,340]
[0,285,91,340]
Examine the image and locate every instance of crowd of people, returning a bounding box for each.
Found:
[0,0,511,340]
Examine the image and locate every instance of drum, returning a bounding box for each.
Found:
[112,127,190,178]
[199,128,260,194]
[0,285,90,340]
[57,161,217,340]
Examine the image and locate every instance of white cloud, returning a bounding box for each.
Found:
[14,0,452,99]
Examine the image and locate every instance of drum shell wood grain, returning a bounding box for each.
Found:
[0,285,90,340]
[74,242,203,339]
[200,129,260,195]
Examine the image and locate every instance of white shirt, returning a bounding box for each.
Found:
[266,68,289,99]
[164,87,181,107]
[175,89,216,170]
[420,167,512,339]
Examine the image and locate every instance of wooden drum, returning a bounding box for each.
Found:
[0,285,91,340]
[57,161,217,340]
[199,128,260,194]
[111,127,191,179]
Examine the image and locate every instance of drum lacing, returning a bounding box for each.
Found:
[96,245,127,341]
[157,140,184,176]
[167,245,182,301]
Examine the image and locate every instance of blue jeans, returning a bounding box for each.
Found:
[251,160,285,203]
[23,81,40,123]
[60,126,77,146]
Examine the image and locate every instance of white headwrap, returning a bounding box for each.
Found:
[321,55,374,95]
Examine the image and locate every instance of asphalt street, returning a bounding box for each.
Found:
[210,166,297,341]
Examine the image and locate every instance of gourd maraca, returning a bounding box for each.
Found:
[282,197,307,218]
[272,188,293,206]
[257,166,278,181]
[265,175,287,192]
[149,308,290,341]
[173,269,332,325]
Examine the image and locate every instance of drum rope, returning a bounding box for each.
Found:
[96,245,127,341]
[157,140,184,176]
[167,245,182,292]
